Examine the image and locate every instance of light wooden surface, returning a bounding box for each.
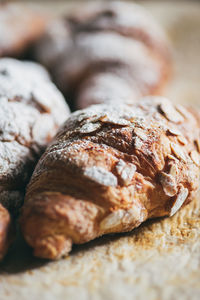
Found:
[0,1,200,299]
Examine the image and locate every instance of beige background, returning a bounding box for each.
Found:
[0,1,200,299]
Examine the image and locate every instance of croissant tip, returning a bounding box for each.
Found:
[32,235,72,260]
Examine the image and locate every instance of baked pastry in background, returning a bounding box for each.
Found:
[35,1,171,109]
[0,58,70,259]
[20,97,200,259]
[0,3,47,58]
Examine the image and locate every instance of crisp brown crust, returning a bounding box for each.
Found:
[35,1,171,110]
[0,3,47,58]
[20,97,200,259]
[0,204,13,260]
[0,58,70,259]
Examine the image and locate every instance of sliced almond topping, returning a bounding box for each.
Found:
[100,114,130,126]
[167,154,177,161]
[159,102,184,123]
[100,206,144,231]
[116,159,136,185]
[160,172,177,197]
[167,128,181,136]
[169,164,179,177]
[195,138,200,153]
[79,122,101,133]
[175,104,192,119]
[170,186,189,216]
[100,210,124,230]
[190,150,200,167]
[170,142,187,162]
[177,135,187,145]
[134,137,143,150]
[84,167,117,187]
[134,128,147,141]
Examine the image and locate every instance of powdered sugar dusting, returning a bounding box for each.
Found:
[0,58,70,211]
[36,0,170,108]
[0,3,46,57]
[79,122,102,134]
[0,58,69,125]
[116,159,136,185]
[69,1,168,53]
[84,166,117,187]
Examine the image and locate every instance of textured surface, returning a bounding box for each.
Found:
[0,3,47,58]
[35,1,171,109]
[0,58,70,211]
[1,195,200,300]
[20,97,200,259]
[1,1,200,300]
[0,58,70,259]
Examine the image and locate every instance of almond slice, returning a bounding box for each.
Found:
[116,159,136,185]
[79,122,101,133]
[84,166,117,187]
[190,150,200,167]
[159,102,184,123]
[169,186,189,216]
[170,142,187,162]
[160,172,177,197]
[177,135,187,145]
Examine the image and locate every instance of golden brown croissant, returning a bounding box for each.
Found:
[0,204,13,260]
[20,97,200,259]
[35,1,171,109]
[0,3,47,58]
[0,58,70,259]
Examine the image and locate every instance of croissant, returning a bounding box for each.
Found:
[0,58,70,259]
[20,97,200,259]
[0,3,47,58]
[35,1,171,109]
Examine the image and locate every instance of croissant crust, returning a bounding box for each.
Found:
[35,1,171,109]
[21,97,200,259]
[0,58,70,259]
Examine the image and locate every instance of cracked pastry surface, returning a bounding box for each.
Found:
[0,3,47,58]
[0,58,70,259]
[20,97,200,259]
[35,1,171,109]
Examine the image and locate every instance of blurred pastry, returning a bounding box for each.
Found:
[0,3,47,58]
[35,1,171,109]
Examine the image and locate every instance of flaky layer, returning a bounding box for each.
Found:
[21,97,200,259]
